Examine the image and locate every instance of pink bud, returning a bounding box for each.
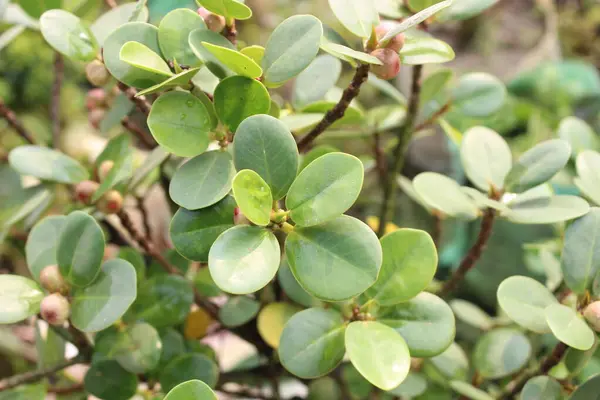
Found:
[40,294,70,326]
[97,190,124,215]
[197,7,210,18]
[370,48,401,80]
[375,21,405,52]
[584,301,600,332]
[74,180,100,205]
[86,88,106,111]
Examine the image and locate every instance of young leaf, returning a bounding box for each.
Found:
[136,67,201,96]
[232,170,273,226]
[214,76,271,131]
[57,211,105,288]
[159,354,219,392]
[164,380,218,400]
[399,37,455,65]
[84,360,138,400]
[71,259,137,332]
[188,29,236,78]
[25,216,65,282]
[262,15,323,86]
[277,260,322,308]
[196,0,252,20]
[441,0,499,21]
[521,376,563,400]
[148,91,213,157]
[286,153,364,227]
[219,296,261,328]
[40,10,98,61]
[279,308,346,378]
[502,195,589,224]
[473,328,531,379]
[114,322,162,373]
[240,45,265,64]
[120,41,173,77]
[91,3,149,46]
[285,216,382,301]
[233,115,299,200]
[545,304,595,351]
[200,42,263,78]
[9,146,89,184]
[257,302,300,349]
[413,172,480,219]
[209,226,280,294]
[452,72,507,118]
[576,150,600,206]
[0,275,44,324]
[561,209,600,294]
[365,229,437,305]
[158,8,206,67]
[320,40,383,65]
[380,0,453,44]
[346,321,410,391]
[328,0,378,38]
[294,55,342,108]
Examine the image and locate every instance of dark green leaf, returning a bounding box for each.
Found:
[84,360,138,400]
[160,353,219,392]
[278,260,321,308]
[569,373,600,400]
[114,322,162,373]
[561,209,600,294]
[214,76,271,131]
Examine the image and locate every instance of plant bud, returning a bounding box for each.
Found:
[39,265,69,295]
[86,88,106,110]
[40,293,70,326]
[88,108,106,129]
[97,160,115,182]
[74,180,100,205]
[205,13,226,32]
[85,60,110,87]
[375,21,405,52]
[584,301,600,332]
[97,190,123,214]
[197,7,210,18]
[234,207,249,225]
[370,48,401,80]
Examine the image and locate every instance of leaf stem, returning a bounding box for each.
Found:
[0,98,36,144]
[0,356,84,392]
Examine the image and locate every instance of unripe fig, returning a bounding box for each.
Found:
[584,301,600,332]
[40,293,70,326]
[39,265,69,295]
[205,13,226,32]
[97,160,115,182]
[74,180,99,205]
[375,21,405,52]
[86,88,106,110]
[85,60,110,87]
[88,108,105,129]
[370,48,401,80]
[97,190,123,214]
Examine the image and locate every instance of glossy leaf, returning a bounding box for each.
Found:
[320,40,383,65]
[169,151,235,210]
[294,55,342,107]
[0,275,44,324]
[233,114,299,200]
[196,0,252,19]
[562,209,600,294]
[346,321,410,391]
[279,308,346,378]
[378,292,455,357]
[399,37,455,65]
[286,153,363,227]
[9,146,88,184]
[576,150,600,206]
[413,172,480,219]
[209,226,280,294]
[453,72,507,118]
[148,91,213,157]
[164,380,217,400]
[159,353,219,392]
[558,116,598,157]
[473,328,531,379]
[120,41,173,77]
[545,304,595,351]
[232,170,273,226]
[521,376,563,400]
[328,0,378,38]
[240,45,265,64]
[188,29,236,78]
[277,260,321,308]
[262,15,323,86]
[380,0,452,44]
[285,215,382,301]
[57,211,105,288]
[257,302,300,348]
[91,3,149,46]
[158,8,206,67]
[201,42,262,78]
[366,229,437,305]
[219,296,260,328]
[136,67,201,96]
[115,323,162,373]
[214,76,271,131]
[40,10,97,61]
[25,216,65,282]
[84,360,138,400]
[502,195,589,224]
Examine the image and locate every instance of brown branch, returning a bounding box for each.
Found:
[0,356,84,392]
[121,116,155,149]
[373,132,387,185]
[223,21,238,45]
[51,53,64,149]
[117,82,151,116]
[376,65,423,238]
[296,64,371,152]
[0,99,36,144]
[413,101,451,132]
[499,342,568,399]
[136,195,152,240]
[48,382,84,394]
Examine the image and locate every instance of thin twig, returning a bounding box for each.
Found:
[51,53,64,149]
[0,356,83,392]
[121,116,155,149]
[136,195,152,240]
[223,21,238,45]
[0,99,36,144]
[413,101,451,132]
[376,65,423,238]
[296,64,370,152]
[117,82,152,116]
[48,382,84,394]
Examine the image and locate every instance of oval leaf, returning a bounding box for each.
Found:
[561,209,600,294]
[413,172,480,219]
[257,302,300,349]
[158,8,206,66]
[119,41,173,77]
[26,216,65,282]
[84,360,138,400]
[40,10,97,61]
[232,170,273,226]
[164,380,217,400]
[201,42,262,78]
[115,322,162,373]
[0,275,44,324]
[452,72,507,118]
[196,0,252,19]
[328,0,378,38]
[294,55,342,107]
[219,296,261,328]
[473,328,531,379]
[521,376,563,400]
[159,353,219,393]
[503,195,589,224]
[214,76,271,131]
[399,37,455,65]
[545,304,595,351]
[9,146,89,184]
[576,150,600,206]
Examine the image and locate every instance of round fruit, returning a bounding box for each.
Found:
[85,60,110,87]
[40,293,70,326]
[370,48,401,80]
[97,190,124,214]
[39,265,69,295]
[584,301,600,332]
[74,180,99,205]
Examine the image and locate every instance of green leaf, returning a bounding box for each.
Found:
[449,381,494,400]
[158,8,206,67]
[278,260,321,308]
[460,126,512,192]
[545,304,595,351]
[576,150,600,206]
[497,276,557,333]
[40,10,97,61]
[35,319,65,368]
[0,275,44,324]
[209,226,280,294]
[521,376,564,400]
[219,296,260,327]
[257,302,300,348]
[188,29,236,78]
[558,117,598,158]
[25,216,65,282]
[136,68,201,96]
[164,380,217,400]
[453,72,507,118]
[320,40,383,65]
[562,209,600,294]
[9,145,88,184]
[57,211,105,288]
[195,268,222,297]
[92,134,133,202]
[129,275,194,328]
[115,322,162,373]
[148,91,213,157]
[169,151,235,210]
[565,337,598,377]
[473,328,531,379]
[233,114,299,200]
[160,353,219,392]
[461,187,509,212]
[118,247,146,284]
[308,377,342,400]
[399,37,455,65]
[569,374,600,400]
[294,55,342,108]
[285,215,382,301]
[366,229,437,305]
[104,22,165,88]
[441,0,499,21]
[120,41,173,78]
[128,146,170,191]
[240,45,265,64]
[71,259,137,332]
[346,321,410,391]
[84,360,138,400]
[232,170,273,226]
[214,76,271,131]
[280,113,324,132]
[328,0,378,38]
[420,68,453,106]
[201,42,263,78]
[286,153,363,227]
[378,292,455,357]
[424,342,469,381]
[502,195,589,224]
[170,196,235,262]
[504,139,572,193]
[387,372,428,398]
[91,3,149,47]
[262,15,323,86]
[196,0,252,19]
[413,172,480,219]
[449,299,494,330]
[299,145,339,173]
[17,0,60,19]
[279,308,346,378]
[380,0,452,44]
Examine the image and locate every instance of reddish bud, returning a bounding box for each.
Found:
[86,88,107,111]
[40,293,70,326]
[197,7,210,18]
[39,265,69,295]
[97,190,123,214]
[85,60,110,87]
[88,108,106,129]
[234,207,249,225]
[74,180,100,205]
[374,21,405,52]
[205,13,226,32]
[97,160,115,182]
[370,48,401,80]
[584,301,600,332]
